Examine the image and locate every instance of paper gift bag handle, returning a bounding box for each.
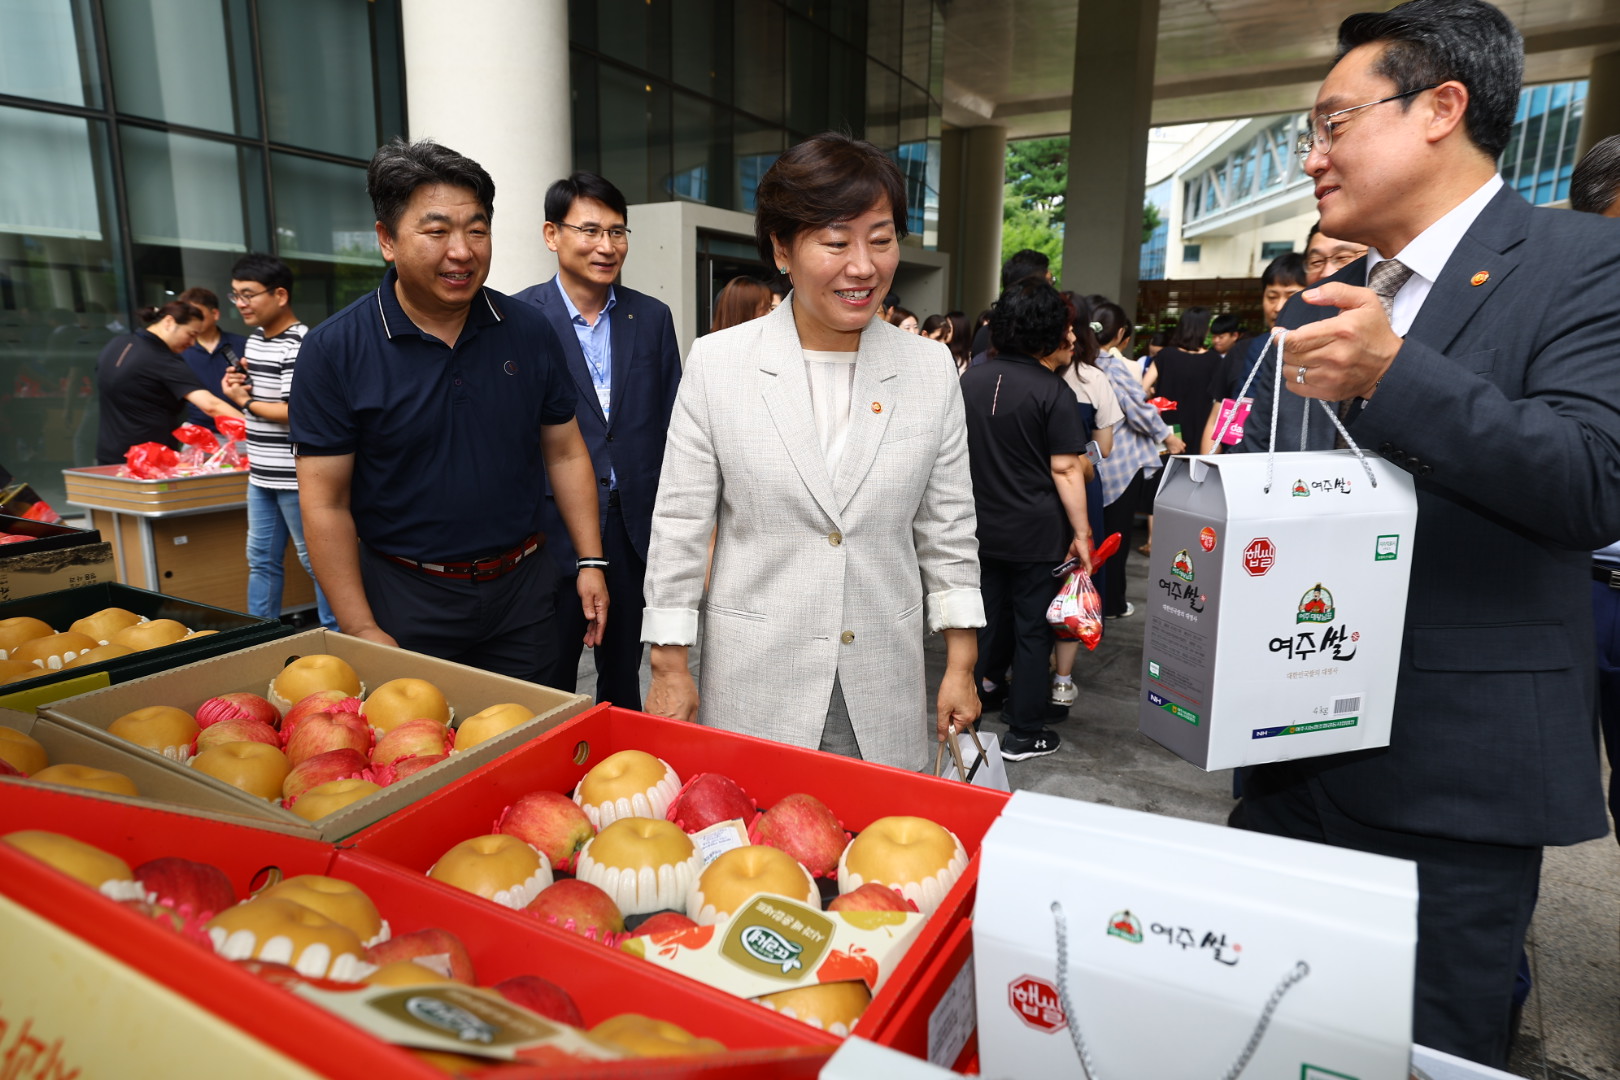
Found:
[934,724,990,782]
[1050,900,1310,1080]
[1231,328,1379,494]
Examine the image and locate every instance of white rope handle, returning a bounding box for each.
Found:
[1051,901,1310,1080]
[1236,327,1379,492]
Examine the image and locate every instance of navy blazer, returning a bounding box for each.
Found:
[1238,186,1620,848]
[511,277,682,566]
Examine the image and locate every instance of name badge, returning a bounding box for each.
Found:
[596,383,611,420]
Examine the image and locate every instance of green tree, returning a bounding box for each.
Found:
[1005,137,1070,223]
[1003,138,1068,284]
[1143,202,1163,245]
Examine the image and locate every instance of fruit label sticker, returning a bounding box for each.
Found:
[690,819,749,866]
[1199,526,1218,552]
[721,896,834,980]
[290,983,619,1061]
[622,891,927,997]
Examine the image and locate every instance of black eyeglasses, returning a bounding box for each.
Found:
[227,287,267,304]
[1295,84,1442,158]
[554,222,631,244]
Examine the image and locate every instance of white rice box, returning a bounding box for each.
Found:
[1139,450,1416,770]
[975,791,1417,1080]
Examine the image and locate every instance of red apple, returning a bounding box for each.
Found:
[366,927,477,983]
[497,791,596,871]
[490,975,585,1026]
[282,747,370,805]
[392,754,448,780]
[134,856,237,919]
[194,716,281,754]
[284,711,371,768]
[626,911,701,938]
[828,882,917,914]
[665,772,756,833]
[750,793,849,877]
[525,879,624,941]
[280,691,362,744]
[119,899,216,947]
[372,718,454,768]
[195,692,282,731]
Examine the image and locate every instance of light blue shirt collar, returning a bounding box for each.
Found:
[554,275,617,328]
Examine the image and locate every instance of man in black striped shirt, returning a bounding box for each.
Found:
[221,254,335,628]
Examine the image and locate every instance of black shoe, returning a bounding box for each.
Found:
[1001,728,1061,761]
[977,681,1009,712]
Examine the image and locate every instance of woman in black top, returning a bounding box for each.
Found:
[1142,306,1217,443]
[94,301,241,464]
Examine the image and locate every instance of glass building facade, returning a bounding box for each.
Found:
[568,0,944,246]
[1,0,403,511]
[1500,80,1587,206]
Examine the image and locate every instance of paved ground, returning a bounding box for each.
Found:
[576,517,1617,1078]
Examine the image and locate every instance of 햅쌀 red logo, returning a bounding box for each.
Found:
[1009,975,1066,1033]
[1243,537,1275,577]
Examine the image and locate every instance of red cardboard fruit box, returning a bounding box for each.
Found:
[0,781,836,1079]
[346,703,1012,1057]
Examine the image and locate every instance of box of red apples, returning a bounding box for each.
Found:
[346,703,1010,1063]
[0,780,839,1079]
[38,629,591,841]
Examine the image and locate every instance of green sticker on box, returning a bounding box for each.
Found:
[1374,535,1399,561]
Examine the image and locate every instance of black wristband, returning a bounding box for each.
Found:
[576,557,609,572]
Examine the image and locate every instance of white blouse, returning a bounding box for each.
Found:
[803,349,858,475]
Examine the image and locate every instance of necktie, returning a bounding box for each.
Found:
[1367,258,1415,321]
[1333,258,1413,447]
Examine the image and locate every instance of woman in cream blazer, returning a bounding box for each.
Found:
[640,134,984,771]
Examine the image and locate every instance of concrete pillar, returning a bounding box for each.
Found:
[1575,49,1620,163]
[1060,0,1161,320]
[401,0,570,293]
[945,125,1007,316]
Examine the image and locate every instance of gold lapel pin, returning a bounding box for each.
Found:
[1470,271,1489,287]
[871,401,883,414]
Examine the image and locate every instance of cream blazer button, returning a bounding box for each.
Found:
[829,531,843,546]
[840,630,855,644]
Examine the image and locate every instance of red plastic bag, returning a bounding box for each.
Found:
[1146,396,1178,413]
[172,423,220,468]
[210,416,248,470]
[1047,570,1104,649]
[122,442,179,479]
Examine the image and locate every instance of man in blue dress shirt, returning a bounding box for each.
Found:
[513,174,681,708]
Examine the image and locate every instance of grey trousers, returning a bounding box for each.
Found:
[817,673,864,759]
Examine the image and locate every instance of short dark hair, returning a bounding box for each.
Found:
[989,278,1072,359]
[229,253,293,297]
[178,287,220,311]
[1571,134,1620,216]
[1000,248,1050,290]
[1168,306,1212,351]
[1210,313,1242,336]
[1263,253,1308,288]
[754,132,909,266]
[367,137,495,236]
[1337,0,1522,160]
[138,300,202,327]
[545,172,628,225]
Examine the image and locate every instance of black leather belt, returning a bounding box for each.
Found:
[380,533,544,582]
[1594,564,1620,589]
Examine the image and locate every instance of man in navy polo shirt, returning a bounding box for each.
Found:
[291,138,608,681]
